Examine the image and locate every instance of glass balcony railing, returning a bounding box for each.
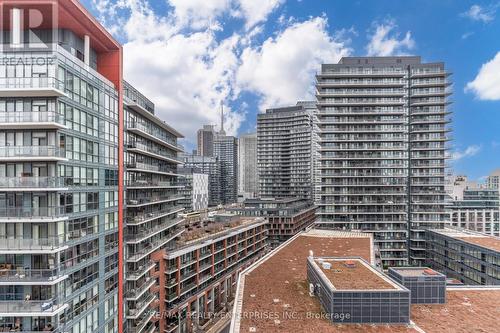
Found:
[126,208,183,225]
[127,121,182,149]
[0,206,65,219]
[127,195,183,206]
[0,77,64,92]
[126,180,180,188]
[0,298,63,313]
[126,161,178,174]
[0,176,65,188]
[0,111,64,125]
[125,218,182,243]
[0,236,65,250]
[0,146,65,159]
[127,141,182,162]
[0,268,65,282]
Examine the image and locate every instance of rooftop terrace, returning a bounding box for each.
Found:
[230,228,500,333]
[165,216,266,256]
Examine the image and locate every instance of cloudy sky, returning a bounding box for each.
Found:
[82,0,500,181]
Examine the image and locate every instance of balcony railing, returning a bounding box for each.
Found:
[0,298,63,313]
[0,111,64,125]
[127,141,182,162]
[0,146,65,159]
[0,236,65,251]
[126,208,183,225]
[127,228,183,261]
[125,218,182,243]
[126,161,177,174]
[126,180,179,188]
[0,176,65,189]
[0,206,65,220]
[127,121,182,150]
[127,195,182,207]
[0,268,65,282]
[0,77,64,92]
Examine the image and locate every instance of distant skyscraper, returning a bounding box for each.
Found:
[197,125,215,157]
[178,167,209,212]
[238,133,258,199]
[214,134,238,204]
[316,56,451,267]
[182,154,222,207]
[257,101,318,200]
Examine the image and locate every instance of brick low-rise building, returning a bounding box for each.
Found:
[151,216,268,333]
[229,197,316,247]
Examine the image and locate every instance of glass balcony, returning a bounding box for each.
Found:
[126,161,178,175]
[126,208,184,225]
[125,276,156,300]
[0,77,65,97]
[0,298,66,316]
[127,195,183,207]
[127,121,182,151]
[0,236,65,251]
[126,294,156,319]
[0,111,65,129]
[127,228,183,262]
[0,267,66,283]
[0,146,66,161]
[126,179,180,188]
[127,141,182,163]
[125,218,183,243]
[0,206,65,220]
[126,260,155,281]
[0,176,65,189]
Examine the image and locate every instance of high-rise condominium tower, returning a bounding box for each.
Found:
[197,125,215,157]
[238,133,258,199]
[123,82,184,331]
[0,2,184,332]
[257,101,318,200]
[214,134,238,205]
[316,56,451,267]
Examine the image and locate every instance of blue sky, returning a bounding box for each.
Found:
[82,0,500,181]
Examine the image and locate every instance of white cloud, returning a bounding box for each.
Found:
[236,17,351,110]
[366,19,415,56]
[461,31,474,39]
[236,0,285,30]
[90,0,245,142]
[89,1,350,144]
[461,4,497,23]
[167,0,230,30]
[166,0,284,31]
[452,145,481,161]
[466,52,500,100]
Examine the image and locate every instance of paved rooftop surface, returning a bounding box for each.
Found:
[391,267,443,278]
[456,236,500,252]
[231,229,500,333]
[315,258,397,290]
[411,288,500,333]
[431,228,500,252]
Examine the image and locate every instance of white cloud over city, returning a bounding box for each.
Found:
[90,0,351,143]
[466,51,500,100]
[452,145,482,161]
[461,4,498,23]
[366,19,415,56]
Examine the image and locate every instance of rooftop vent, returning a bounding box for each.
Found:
[322,262,331,270]
[344,260,356,268]
[423,268,438,276]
